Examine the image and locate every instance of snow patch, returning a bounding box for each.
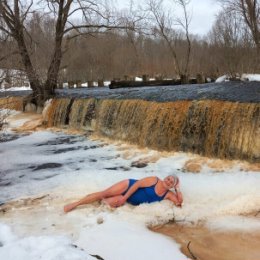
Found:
[241,74,260,82]
[215,75,229,83]
[0,223,95,260]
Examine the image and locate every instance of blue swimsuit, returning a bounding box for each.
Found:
[123,178,168,206]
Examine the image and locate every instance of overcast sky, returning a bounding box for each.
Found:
[116,0,221,35]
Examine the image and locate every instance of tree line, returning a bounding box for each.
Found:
[0,0,259,107]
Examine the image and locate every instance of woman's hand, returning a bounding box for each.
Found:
[165,189,183,207]
[175,201,182,207]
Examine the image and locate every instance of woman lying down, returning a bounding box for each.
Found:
[64,174,183,213]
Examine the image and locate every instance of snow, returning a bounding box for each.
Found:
[1,73,259,91]
[215,75,229,83]
[135,76,143,81]
[241,74,260,82]
[0,112,259,260]
[77,218,185,260]
[0,69,30,90]
[0,223,95,260]
[78,81,111,87]
[0,86,31,92]
[216,74,260,83]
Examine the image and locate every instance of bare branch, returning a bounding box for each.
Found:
[187,241,198,260]
[21,0,34,23]
[0,24,11,35]
[63,23,135,35]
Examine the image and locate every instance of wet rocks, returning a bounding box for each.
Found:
[36,136,79,146]
[51,146,81,154]
[0,133,26,143]
[0,180,12,187]
[131,161,148,168]
[32,174,59,180]
[105,166,130,171]
[29,163,62,171]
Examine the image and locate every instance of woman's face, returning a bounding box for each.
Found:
[163,175,177,189]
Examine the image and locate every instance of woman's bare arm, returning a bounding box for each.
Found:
[174,185,183,205]
[165,191,183,207]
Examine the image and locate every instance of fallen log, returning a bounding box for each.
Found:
[109,79,182,89]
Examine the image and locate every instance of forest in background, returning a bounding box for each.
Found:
[0,0,259,90]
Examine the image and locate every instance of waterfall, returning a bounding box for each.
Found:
[0,97,24,111]
[44,98,260,162]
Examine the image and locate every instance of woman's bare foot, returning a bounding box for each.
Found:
[64,202,78,213]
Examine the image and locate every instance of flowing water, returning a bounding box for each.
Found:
[1,82,259,161]
[44,98,259,162]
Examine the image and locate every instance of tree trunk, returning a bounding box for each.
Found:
[44,0,71,103]
[44,38,63,98]
[14,27,46,106]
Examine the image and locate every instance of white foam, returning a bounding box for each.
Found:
[207,216,260,232]
[0,223,95,260]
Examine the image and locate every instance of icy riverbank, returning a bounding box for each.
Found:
[0,112,259,260]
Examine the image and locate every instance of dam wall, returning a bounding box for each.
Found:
[0,97,24,111]
[44,98,260,162]
[1,82,259,162]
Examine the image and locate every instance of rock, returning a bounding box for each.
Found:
[90,254,105,260]
[131,161,148,168]
[29,163,62,171]
[97,217,104,224]
[183,161,202,173]
[0,180,12,187]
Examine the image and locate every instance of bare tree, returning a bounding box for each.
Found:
[218,0,260,68]
[0,0,135,107]
[147,0,192,82]
[208,9,254,75]
[175,0,191,81]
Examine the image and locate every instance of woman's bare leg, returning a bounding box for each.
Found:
[103,195,124,208]
[64,179,129,212]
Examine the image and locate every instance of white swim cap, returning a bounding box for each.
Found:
[170,174,179,187]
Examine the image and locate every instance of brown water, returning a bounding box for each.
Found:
[152,223,260,260]
[43,98,260,162]
[0,97,24,111]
